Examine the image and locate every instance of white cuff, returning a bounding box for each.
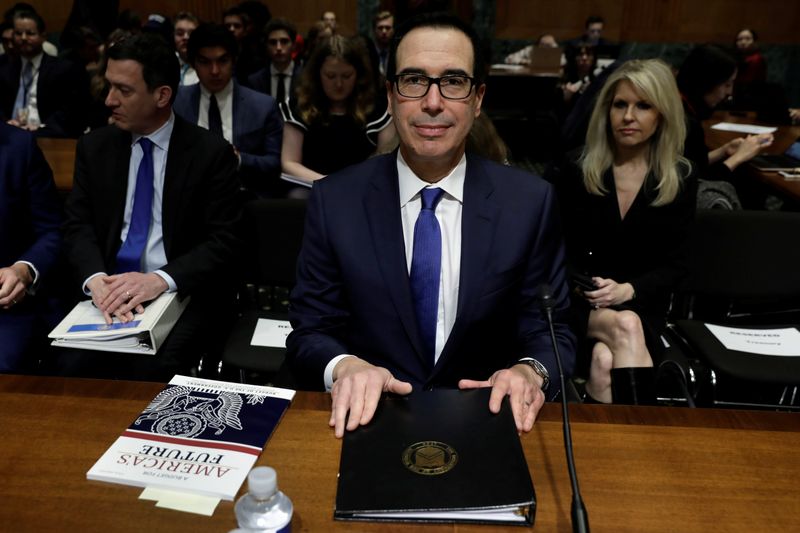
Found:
[324,354,356,392]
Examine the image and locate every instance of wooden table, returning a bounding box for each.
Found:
[704,111,800,203]
[1,375,799,532]
[37,137,77,192]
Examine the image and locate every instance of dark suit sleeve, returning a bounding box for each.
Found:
[11,131,61,279]
[157,130,242,295]
[286,181,352,387]
[62,134,114,284]
[237,96,283,181]
[516,181,576,396]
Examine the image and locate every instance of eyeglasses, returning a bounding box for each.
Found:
[394,73,475,100]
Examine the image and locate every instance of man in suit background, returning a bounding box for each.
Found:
[59,33,242,380]
[0,10,88,137]
[173,11,199,87]
[0,122,62,371]
[246,18,302,103]
[287,13,575,438]
[174,24,283,197]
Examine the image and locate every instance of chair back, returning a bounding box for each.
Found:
[682,209,800,304]
[243,198,307,287]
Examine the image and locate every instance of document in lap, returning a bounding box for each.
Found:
[48,292,189,354]
[334,388,536,526]
[87,375,295,500]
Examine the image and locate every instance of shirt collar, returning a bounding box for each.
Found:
[132,111,175,151]
[397,151,466,207]
[270,60,294,76]
[199,79,234,100]
[24,52,44,70]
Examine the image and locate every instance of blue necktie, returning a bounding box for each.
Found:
[116,138,155,273]
[13,60,34,119]
[410,187,445,366]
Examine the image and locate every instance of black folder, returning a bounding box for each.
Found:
[334,388,536,526]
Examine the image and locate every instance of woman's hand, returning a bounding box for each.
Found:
[583,277,635,308]
[723,133,773,171]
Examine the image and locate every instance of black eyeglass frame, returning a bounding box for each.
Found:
[392,73,477,100]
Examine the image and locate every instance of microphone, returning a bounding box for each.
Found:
[539,284,590,533]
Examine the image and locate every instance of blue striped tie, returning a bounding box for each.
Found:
[116,137,154,273]
[410,187,445,366]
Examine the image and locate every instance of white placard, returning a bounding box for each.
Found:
[705,324,800,356]
[710,122,777,135]
[250,318,292,348]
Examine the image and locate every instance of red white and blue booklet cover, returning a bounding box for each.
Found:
[87,375,295,500]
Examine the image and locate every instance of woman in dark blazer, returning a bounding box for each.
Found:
[558,59,697,404]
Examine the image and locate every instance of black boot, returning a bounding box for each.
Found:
[611,367,657,405]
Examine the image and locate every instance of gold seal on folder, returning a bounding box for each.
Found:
[402,441,458,475]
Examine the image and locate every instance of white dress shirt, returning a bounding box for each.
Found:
[83,113,177,294]
[270,61,294,100]
[323,152,466,390]
[198,80,234,144]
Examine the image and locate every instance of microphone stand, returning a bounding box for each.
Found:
[541,286,590,533]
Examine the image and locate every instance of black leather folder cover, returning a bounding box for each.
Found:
[334,388,535,526]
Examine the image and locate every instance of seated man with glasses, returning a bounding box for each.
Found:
[286,13,575,438]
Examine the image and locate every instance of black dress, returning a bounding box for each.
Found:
[557,162,697,366]
[280,98,391,176]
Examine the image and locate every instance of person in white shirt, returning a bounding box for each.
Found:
[287,13,575,438]
[173,11,199,86]
[246,18,302,103]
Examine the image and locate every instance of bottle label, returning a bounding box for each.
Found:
[276,524,290,533]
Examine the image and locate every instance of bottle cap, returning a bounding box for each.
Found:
[247,466,277,499]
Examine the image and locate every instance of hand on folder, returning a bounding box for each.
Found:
[330,357,413,439]
[459,365,545,435]
[88,272,168,324]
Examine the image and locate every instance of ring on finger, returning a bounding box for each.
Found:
[125,290,131,300]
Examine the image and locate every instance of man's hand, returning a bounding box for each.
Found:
[88,272,168,324]
[330,357,413,438]
[459,364,545,434]
[0,264,32,309]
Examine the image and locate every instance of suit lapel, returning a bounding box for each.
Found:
[188,84,201,123]
[434,155,498,374]
[161,117,191,258]
[231,82,244,145]
[364,154,428,366]
[106,127,133,258]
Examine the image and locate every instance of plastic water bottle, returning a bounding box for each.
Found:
[234,466,293,532]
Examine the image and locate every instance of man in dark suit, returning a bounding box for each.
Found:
[60,33,241,381]
[0,122,62,371]
[173,24,283,197]
[245,18,302,103]
[287,13,575,438]
[0,10,88,137]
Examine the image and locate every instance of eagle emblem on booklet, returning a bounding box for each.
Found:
[87,376,295,501]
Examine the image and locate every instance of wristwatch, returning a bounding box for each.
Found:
[517,358,550,391]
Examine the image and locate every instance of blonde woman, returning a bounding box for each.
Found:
[557,59,696,404]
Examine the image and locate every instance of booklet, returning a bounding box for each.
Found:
[335,388,535,525]
[49,292,189,354]
[87,375,295,500]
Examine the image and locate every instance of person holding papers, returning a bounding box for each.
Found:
[59,33,242,380]
[677,45,772,207]
[0,121,62,371]
[279,34,395,185]
[287,13,575,437]
[557,59,697,404]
